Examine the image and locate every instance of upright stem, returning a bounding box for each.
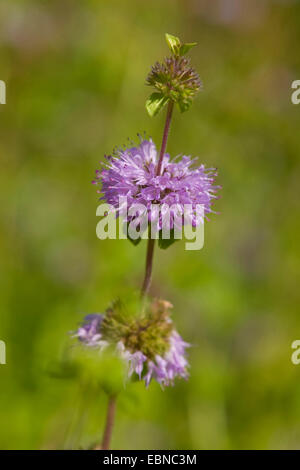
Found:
[98,102,174,450]
[140,238,155,298]
[140,100,174,298]
[156,101,174,176]
[101,395,116,450]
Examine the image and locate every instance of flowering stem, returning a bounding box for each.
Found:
[141,237,155,298]
[141,100,174,298]
[156,100,174,176]
[101,395,117,450]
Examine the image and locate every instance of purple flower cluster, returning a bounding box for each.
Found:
[93,139,219,229]
[117,331,189,387]
[74,314,189,388]
[143,331,190,387]
[74,314,106,348]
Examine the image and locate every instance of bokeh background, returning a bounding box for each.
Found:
[1,0,300,450]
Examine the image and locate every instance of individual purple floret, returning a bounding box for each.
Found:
[143,332,190,387]
[74,314,105,347]
[117,342,147,380]
[118,330,189,388]
[93,139,219,230]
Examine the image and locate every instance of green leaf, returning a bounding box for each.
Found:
[128,236,142,246]
[145,92,169,117]
[124,222,142,246]
[179,42,197,56]
[158,228,180,250]
[177,98,193,113]
[46,359,79,380]
[165,33,181,55]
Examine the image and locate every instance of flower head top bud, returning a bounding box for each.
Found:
[73,299,190,387]
[145,33,201,116]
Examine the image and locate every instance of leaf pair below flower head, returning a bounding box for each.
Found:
[145,92,169,117]
[125,221,179,250]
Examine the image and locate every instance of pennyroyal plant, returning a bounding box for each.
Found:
[72,33,220,450]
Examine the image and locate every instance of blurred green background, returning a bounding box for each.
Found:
[1,0,300,450]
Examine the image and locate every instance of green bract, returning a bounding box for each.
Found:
[101,299,174,360]
[165,33,181,56]
[165,33,197,57]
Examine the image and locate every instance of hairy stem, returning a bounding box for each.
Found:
[140,100,174,298]
[101,395,117,450]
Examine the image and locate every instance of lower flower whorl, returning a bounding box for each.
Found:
[73,299,189,388]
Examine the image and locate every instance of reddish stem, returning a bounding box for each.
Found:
[101,395,117,450]
[140,100,174,298]
[140,237,155,298]
[156,101,174,176]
